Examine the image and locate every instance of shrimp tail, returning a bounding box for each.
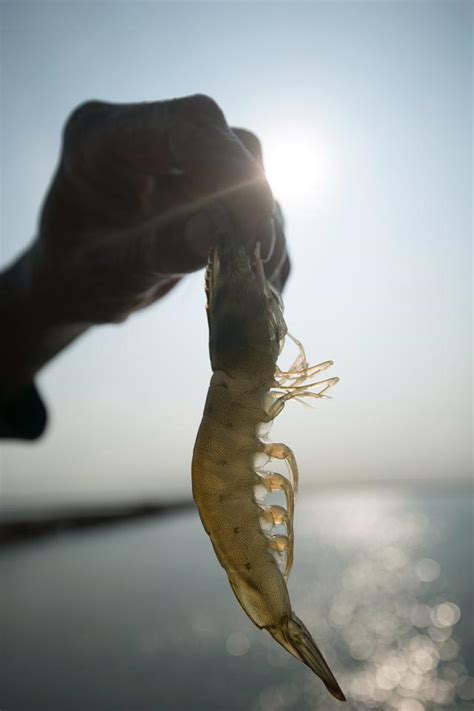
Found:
[267,614,346,702]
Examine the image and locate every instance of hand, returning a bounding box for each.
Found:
[1,95,290,398]
[34,95,290,325]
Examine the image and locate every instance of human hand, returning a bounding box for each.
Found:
[34,95,290,325]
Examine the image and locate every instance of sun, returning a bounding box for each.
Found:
[263,132,335,207]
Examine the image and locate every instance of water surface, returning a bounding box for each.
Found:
[1,485,473,710]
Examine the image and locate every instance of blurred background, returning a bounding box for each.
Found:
[1,2,472,710]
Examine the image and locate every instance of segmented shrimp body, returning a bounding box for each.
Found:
[192,226,345,702]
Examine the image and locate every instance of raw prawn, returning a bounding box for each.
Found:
[192,219,345,702]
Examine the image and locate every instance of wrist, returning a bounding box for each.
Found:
[0,244,89,399]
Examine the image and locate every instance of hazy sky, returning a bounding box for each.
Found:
[0,1,471,504]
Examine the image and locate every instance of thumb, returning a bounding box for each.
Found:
[147,209,214,276]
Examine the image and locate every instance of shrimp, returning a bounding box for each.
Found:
[192,222,345,702]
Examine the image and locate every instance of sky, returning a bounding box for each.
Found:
[0,1,472,505]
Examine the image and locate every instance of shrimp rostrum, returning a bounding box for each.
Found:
[192,223,345,702]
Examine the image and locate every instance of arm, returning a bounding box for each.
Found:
[0,246,88,400]
[0,95,290,436]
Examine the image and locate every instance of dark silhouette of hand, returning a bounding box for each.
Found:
[1,95,290,400]
[35,95,290,324]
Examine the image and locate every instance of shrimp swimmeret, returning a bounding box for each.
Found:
[191,225,345,702]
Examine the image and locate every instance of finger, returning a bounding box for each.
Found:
[64,99,174,174]
[231,131,290,285]
[62,97,274,249]
[231,128,264,169]
[231,127,281,265]
[145,201,290,286]
[59,100,177,229]
[102,98,276,264]
[144,133,285,277]
[167,96,274,256]
[66,97,276,276]
[261,198,287,278]
[143,205,214,275]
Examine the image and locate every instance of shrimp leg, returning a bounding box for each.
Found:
[266,375,339,422]
[257,473,295,578]
[276,359,335,386]
[274,333,307,385]
[287,332,309,372]
[263,442,299,495]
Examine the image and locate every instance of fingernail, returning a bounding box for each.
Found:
[185,212,212,258]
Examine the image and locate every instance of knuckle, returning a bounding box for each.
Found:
[178,93,226,124]
[63,100,109,142]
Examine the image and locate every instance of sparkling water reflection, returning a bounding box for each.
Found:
[1,486,472,711]
[279,490,473,711]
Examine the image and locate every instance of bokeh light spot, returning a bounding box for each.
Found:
[225,631,250,656]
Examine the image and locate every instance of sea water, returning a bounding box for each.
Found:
[1,484,473,710]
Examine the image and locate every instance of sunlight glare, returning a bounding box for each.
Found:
[263,131,335,206]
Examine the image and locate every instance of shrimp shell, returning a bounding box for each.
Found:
[192,224,344,702]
